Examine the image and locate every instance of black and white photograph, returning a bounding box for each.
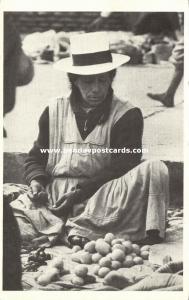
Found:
[1,1,188,296]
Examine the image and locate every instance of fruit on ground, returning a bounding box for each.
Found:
[122,255,134,268]
[132,244,140,255]
[111,260,122,270]
[92,253,103,263]
[98,267,111,278]
[133,256,143,265]
[74,265,88,278]
[36,267,59,286]
[104,271,130,289]
[111,249,125,262]
[95,239,111,256]
[72,245,82,253]
[71,275,85,286]
[84,241,96,253]
[104,233,115,244]
[99,257,112,268]
[140,250,149,260]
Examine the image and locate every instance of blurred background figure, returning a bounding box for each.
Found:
[4,14,34,136]
[3,14,34,290]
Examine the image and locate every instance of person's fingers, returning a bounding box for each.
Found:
[27,188,34,200]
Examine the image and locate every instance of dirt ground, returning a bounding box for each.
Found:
[4,62,183,162]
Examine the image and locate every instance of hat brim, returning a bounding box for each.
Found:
[54,53,130,75]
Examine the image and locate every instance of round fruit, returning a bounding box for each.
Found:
[104,233,115,244]
[132,244,140,255]
[140,250,149,260]
[122,241,133,254]
[112,244,126,253]
[130,252,137,258]
[111,260,122,270]
[92,253,103,263]
[74,265,88,278]
[72,245,82,253]
[71,275,85,286]
[99,257,112,268]
[84,241,96,253]
[140,245,151,252]
[80,252,92,264]
[98,267,111,278]
[111,239,124,246]
[122,255,134,268]
[93,265,100,275]
[133,256,143,265]
[106,253,112,260]
[37,267,59,286]
[104,271,130,289]
[95,239,111,256]
[111,249,125,262]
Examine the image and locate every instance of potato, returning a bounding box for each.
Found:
[122,241,133,254]
[99,257,112,268]
[104,233,115,244]
[71,275,85,286]
[74,265,88,278]
[140,245,151,252]
[106,253,113,260]
[130,252,137,258]
[93,265,100,275]
[133,256,143,265]
[84,241,96,253]
[95,239,111,256]
[111,260,122,270]
[72,245,82,253]
[132,244,140,255]
[111,249,125,262]
[98,267,111,278]
[122,255,134,268]
[92,253,103,263]
[140,250,149,260]
[48,257,64,272]
[104,271,130,289]
[111,239,124,246]
[71,252,82,263]
[80,252,92,264]
[112,244,126,253]
[37,267,59,286]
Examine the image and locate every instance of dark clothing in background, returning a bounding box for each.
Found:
[4,14,34,116]
[133,12,180,36]
[4,16,21,115]
[24,91,143,200]
[3,200,22,290]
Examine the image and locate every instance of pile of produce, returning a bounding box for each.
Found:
[71,233,151,288]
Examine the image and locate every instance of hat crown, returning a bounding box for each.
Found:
[70,32,109,55]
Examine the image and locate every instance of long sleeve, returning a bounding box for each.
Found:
[24,107,50,185]
[80,107,143,199]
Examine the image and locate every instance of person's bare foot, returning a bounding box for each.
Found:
[147,92,174,107]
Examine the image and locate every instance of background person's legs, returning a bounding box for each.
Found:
[147,67,183,107]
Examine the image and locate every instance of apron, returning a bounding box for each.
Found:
[45,95,169,241]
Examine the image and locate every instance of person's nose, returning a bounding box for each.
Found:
[91,78,99,93]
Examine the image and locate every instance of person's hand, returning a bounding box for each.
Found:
[27,179,48,203]
[50,190,80,217]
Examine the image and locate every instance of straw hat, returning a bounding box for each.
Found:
[54,32,130,75]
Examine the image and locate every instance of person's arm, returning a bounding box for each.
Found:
[24,107,49,187]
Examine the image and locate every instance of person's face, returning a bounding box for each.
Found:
[75,72,112,108]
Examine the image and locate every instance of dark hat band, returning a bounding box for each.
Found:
[72,50,112,66]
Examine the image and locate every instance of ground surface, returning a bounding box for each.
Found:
[4,62,183,162]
